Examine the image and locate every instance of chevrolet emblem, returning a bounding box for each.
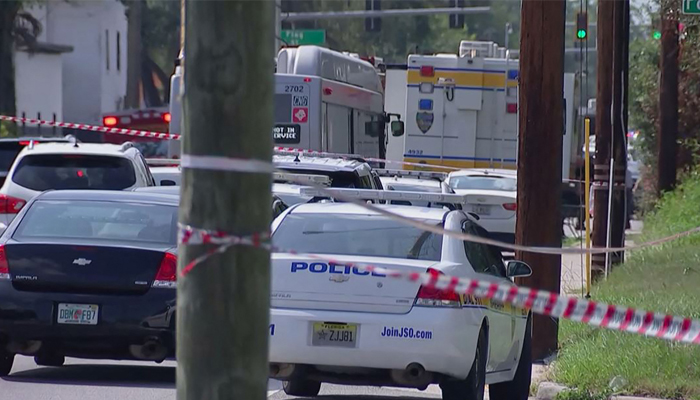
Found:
[72,258,92,266]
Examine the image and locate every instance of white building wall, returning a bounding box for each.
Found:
[38,0,127,125]
[14,51,64,124]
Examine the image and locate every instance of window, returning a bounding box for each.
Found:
[116,31,121,71]
[12,155,137,191]
[105,30,110,71]
[463,221,506,277]
[449,175,517,191]
[273,214,443,261]
[14,200,178,245]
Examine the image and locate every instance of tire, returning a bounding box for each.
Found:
[0,350,14,377]
[489,315,532,400]
[441,327,487,400]
[34,354,65,367]
[283,377,321,397]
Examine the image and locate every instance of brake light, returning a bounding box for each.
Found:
[0,194,26,214]
[415,268,461,307]
[103,116,118,127]
[503,203,517,211]
[18,141,30,146]
[0,245,8,279]
[303,77,312,82]
[163,112,171,123]
[419,66,434,77]
[153,252,177,288]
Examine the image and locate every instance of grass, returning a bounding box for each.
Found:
[551,169,700,400]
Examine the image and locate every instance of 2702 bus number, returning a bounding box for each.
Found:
[284,85,304,93]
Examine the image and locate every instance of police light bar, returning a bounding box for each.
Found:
[375,168,447,181]
[299,187,469,205]
[146,158,181,166]
[273,172,331,186]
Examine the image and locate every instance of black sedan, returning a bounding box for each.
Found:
[0,190,178,376]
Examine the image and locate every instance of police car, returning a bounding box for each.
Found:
[269,188,533,400]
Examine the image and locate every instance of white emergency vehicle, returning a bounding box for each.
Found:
[384,40,578,181]
[269,189,532,400]
[169,46,404,159]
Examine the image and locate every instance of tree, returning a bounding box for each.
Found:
[124,0,142,109]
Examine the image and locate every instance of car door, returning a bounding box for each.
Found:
[462,220,515,373]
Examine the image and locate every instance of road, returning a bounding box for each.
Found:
[1,356,538,400]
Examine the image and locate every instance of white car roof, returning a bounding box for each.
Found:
[288,202,448,221]
[17,142,136,158]
[273,183,306,194]
[379,176,442,189]
[448,168,517,178]
[150,166,181,174]
[273,155,371,173]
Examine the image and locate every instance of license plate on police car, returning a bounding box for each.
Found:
[472,205,491,215]
[311,322,357,348]
[57,303,99,325]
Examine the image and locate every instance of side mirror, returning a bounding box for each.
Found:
[365,121,384,138]
[506,260,532,278]
[160,180,177,186]
[391,120,405,137]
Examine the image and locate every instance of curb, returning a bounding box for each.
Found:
[535,382,670,400]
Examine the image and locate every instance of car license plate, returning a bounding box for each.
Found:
[473,205,491,215]
[311,322,358,348]
[57,303,99,325]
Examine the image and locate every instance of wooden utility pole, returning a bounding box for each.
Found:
[178,1,274,399]
[609,0,627,263]
[657,8,679,194]
[592,0,615,277]
[515,0,565,361]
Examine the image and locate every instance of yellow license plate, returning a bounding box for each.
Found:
[311,322,358,348]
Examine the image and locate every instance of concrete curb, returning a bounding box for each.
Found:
[534,381,669,400]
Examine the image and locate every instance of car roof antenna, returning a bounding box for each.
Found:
[73,136,79,148]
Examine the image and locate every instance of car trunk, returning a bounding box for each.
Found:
[6,242,169,295]
[271,254,436,314]
[455,191,516,220]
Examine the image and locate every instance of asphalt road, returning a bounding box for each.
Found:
[0,356,448,400]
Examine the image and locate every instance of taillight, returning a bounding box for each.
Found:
[0,245,9,280]
[419,65,435,77]
[103,116,118,127]
[0,194,26,214]
[163,112,171,123]
[415,268,461,308]
[503,203,517,211]
[153,252,177,288]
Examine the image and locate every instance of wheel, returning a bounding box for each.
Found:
[283,377,321,397]
[440,326,487,400]
[0,350,14,377]
[489,315,532,400]
[34,354,65,367]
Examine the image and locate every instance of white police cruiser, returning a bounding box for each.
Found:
[269,188,533,400]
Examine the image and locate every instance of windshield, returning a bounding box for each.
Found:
[14,200,178,245]
[273,213,443,261]
[13,154,137,191]
[449,175,516,191]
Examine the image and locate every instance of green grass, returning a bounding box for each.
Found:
[552,169,700,400]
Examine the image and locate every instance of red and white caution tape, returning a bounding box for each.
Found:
[0,115,181,141]
[178,224,700,345]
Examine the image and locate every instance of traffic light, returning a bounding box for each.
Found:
[449,0,465,29]
[576,12,588,40]
[365,0,381,32]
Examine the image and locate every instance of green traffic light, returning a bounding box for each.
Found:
[653,31,661,40]
[577,29,587,39]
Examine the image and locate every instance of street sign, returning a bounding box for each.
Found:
[683,0,700,14]
[280,30,326,46]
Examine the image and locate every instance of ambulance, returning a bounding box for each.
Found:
[385,40,579,183]
[168,46,403,160]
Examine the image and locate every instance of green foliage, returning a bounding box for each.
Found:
[142,0,180,74]
[552,172,700,400]
[556,387,611,400]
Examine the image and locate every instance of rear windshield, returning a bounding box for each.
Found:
[13,155,136,191]
[14,200,177,245]
[449,175,517,191]
[273,213,443,261]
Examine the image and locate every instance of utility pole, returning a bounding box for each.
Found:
[609,0,627,265]
[657,7,679,194]
[515,0,565,361]
[592,0,614,278]
[178,1,274,399]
